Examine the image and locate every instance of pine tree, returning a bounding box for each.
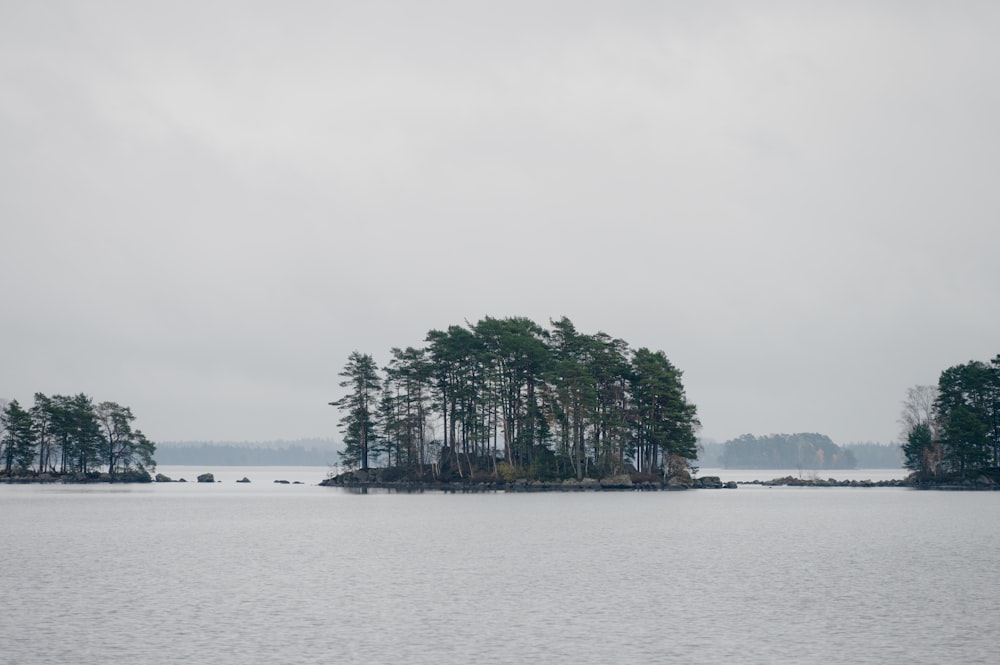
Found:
[330,352,381,471]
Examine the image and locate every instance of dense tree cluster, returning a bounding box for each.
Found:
[900,355,1000,480]
[0,393,155,479]
[330,317,699,482]
[720,433,857,470]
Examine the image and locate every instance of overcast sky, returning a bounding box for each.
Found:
[2,1,998,446]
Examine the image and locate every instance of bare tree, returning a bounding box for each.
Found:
[899,384,938,441]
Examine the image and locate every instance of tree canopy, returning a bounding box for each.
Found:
[900,355,1000,481]
[329,316,699,482]
[1,393,155,480]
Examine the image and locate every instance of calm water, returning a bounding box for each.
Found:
[1,467,996,664]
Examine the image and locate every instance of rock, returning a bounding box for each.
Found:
[724,481,738,489]
[236,477,251,483]
[699,475,724,488]
[155,473,173,482]
[274,479,290,484]
[197,473,215,483]
[666,475,692,489]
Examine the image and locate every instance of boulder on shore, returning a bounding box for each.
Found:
[666,474,693,489]
[155,473,172,483]
[236,477,251,483]
[197,473,215,483]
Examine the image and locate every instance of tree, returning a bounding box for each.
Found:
[629,348,699,476]
[425,325,488,478]
[383,346,433,473]
[330,352,381,471]
[898,384,942,479]
[95,401,156,475]
[48,393,102,474]
[899,385,938,441]
[935,360,995,475]
[473,316,551,470]
[30,393,57,473]
[2,399,38,473]
[901,421,936,479]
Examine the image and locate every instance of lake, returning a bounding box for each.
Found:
[1,467,996,664]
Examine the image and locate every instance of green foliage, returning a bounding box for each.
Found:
[902,421,937,479]
[495,461,517,483]
[629,348,700,473]
[933,358,998,476]
[96,401,156,474]
[331,351,381,471]
[329,316,700,481]
[898,355,1000,480]
[1,393,156,477]
[2,399,37,472]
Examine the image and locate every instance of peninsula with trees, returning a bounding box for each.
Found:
[900,354,1000,489]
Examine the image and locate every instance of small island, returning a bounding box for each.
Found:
[324,316,703,491]
[0,393,156,483]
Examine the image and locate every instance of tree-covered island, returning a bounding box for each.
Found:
[719,433,858,470]
[324,316,707,489]
[0,393,156,482]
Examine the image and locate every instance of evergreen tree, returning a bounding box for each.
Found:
[2,399,38,473]
[935,359,996,475]
[629,348,699,475]
[331,352,381,470]
[48,393,102,473]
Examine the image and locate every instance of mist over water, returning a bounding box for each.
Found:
[2,473,996,664]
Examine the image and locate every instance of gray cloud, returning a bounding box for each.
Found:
[2,1,998,445]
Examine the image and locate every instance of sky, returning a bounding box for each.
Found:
[2,1,998,446]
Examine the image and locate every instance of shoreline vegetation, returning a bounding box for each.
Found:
[5,467,999,490]
[316,467,1000,491]
[1,393,155,480]
[329,317,703,487]
[5,333,995,493]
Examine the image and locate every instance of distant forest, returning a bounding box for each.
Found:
[697,434,904,470]
[156,439,340,466]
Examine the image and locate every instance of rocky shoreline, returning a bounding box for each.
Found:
[741,476,909,488]
[320,468,1000,491]
[0,470,153,484]
[5,469,997,491]
[741,473,1000,490]
[319,470,737,491]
